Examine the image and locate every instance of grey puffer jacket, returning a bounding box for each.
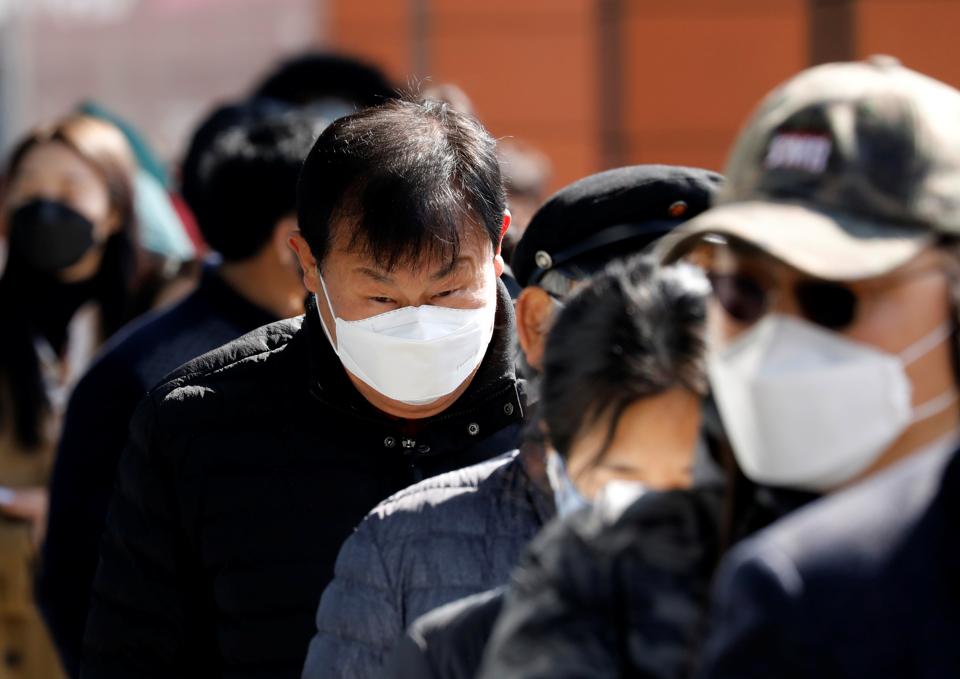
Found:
[302,446,554,679]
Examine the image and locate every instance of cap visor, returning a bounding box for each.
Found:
[656,201,934,281]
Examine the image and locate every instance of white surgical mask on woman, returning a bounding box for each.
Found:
[708,313,957,492]
[545,450,591,518]
[315,272,497,406]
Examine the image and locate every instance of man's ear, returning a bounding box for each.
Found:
[494,209,511,278]
[288,231,320,294]
[273,215,299,262]
[515,286,556,372]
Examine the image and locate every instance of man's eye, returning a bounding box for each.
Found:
[370,296,394,304]
[433,289,457,299]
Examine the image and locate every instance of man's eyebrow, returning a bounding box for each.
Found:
[355,267,394,284]
[431,257,470,281]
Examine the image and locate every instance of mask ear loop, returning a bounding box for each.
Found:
[940,250,960,388]
[315,267,340,355]
[898,279,959,422]
[899,321,955,365]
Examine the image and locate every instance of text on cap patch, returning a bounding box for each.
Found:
[765,133,832,174]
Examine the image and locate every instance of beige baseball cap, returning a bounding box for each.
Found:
[657,56,960,280]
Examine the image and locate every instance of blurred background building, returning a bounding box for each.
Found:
[1,0,958,190]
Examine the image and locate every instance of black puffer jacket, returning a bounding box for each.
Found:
[303,443,552,678]
[384,587,506,679]
[81,284,525,679]
[478,486,725,679]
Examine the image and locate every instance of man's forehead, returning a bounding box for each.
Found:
[331,222,493,274]
[352,255,476,282]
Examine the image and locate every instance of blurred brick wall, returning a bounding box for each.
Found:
[856,0,960,87]
[330,0,601,191]
[328,0,960,191]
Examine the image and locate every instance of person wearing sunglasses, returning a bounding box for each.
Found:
[659,56,960,677]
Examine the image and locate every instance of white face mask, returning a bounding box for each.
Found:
[546,450,591,518]
[709,314,957,492]
[546,450,650,519]
[316,272,497,406]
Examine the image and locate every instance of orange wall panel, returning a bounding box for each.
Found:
[329,1,412,82]
[329,0,601,190]
[428,1,601,187]
[326,0,960,196]
[622,0,808,172]
[856,0,960,89]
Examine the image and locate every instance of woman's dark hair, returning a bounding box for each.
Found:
[0,114,138,449]
[296,97,505,272]
[541,255,709,462]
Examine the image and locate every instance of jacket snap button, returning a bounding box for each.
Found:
[503,403,514,416]
[384,437,396,448]
[467,423,480,436]
[401,438,416,449]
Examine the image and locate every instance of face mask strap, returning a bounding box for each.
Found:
[912,389,959,423]
[314,267,340,354]
[900,321,959,423]
[899,321,954,365]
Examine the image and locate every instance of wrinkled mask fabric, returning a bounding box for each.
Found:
[315,272,497,405]
[546,450,592,518]
[8,199,96,273]
[708,313,956,491]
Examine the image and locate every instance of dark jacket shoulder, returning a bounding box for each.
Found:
[385,588,505,679]
[701,446,960,679]
[479,486,724,679]
[728,443,956,579]
[136,317,303,449]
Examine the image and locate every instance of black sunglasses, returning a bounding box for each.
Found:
[707,271,864,331]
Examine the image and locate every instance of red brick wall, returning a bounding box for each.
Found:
[327,0,960,190]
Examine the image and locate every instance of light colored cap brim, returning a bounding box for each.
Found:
[656,201,935,281]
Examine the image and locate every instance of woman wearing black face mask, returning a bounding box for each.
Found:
[0,114,138,678]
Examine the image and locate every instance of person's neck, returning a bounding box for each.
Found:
[218,254,303,320]
[847,401,960,489]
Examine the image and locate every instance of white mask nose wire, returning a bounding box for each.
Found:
[315,269,340,354]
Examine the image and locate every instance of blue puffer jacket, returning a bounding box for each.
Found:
[302,447,554,679]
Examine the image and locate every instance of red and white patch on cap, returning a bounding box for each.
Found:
[764,132,832,174]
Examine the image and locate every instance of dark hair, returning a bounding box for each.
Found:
[0,114,139,449]
[252,52,394,108]
[190,107,325,261]
[297,97,506,271]
[542,255,709,461]
[179,98,289,223]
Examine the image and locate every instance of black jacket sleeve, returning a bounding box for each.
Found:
[382,588,505,679]
[81,393,213,679]
[478,518,623,679]
[479,489,723,679]
[696,540,804,679]
[38,359,144,677]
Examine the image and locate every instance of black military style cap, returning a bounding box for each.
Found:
[511,164,723,288]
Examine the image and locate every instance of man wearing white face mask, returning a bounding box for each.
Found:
[658,56,960,677]
[82,98,526,679]
[302,166,723,679]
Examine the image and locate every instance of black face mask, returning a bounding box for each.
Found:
[8,199,96,273]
